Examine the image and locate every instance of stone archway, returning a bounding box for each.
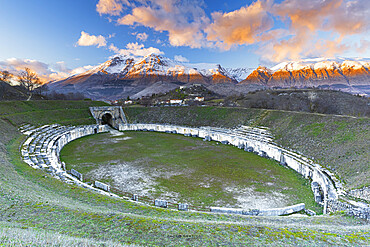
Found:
[89,106,128,130]
[101,113,113,127]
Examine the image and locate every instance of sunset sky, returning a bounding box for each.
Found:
[0,0,369,82]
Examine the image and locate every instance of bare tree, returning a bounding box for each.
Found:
[18,68,42,100]
[0,70,12,82]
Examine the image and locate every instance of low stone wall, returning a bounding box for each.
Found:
[210,203,305,216]
[327,200,370,220]
[348,187,370,201]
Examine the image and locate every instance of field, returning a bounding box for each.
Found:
[61,131,320,212]
[0,100,369,246]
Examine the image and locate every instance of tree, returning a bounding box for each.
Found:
[0,70,12,82]
[18,68,42,100]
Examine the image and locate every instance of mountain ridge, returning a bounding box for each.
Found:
[240,58,370,96]
[45,55,370,100]
[46,54,240,100]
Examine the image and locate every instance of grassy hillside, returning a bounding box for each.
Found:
[232,89,370,117]
[0,101,368,246]
[125,106,370,190]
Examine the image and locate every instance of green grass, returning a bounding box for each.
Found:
[60,131,322,212]
[302,123,326,137]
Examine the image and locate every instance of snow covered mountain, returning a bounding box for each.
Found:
[240,58,370,95]
[224,67,253,82]
[46,54,237,100]
[46,56,370,100]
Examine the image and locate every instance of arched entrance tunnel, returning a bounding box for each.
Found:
[90,106,128,130]
[101,113,113,127]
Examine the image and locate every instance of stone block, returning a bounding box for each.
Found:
[304,209,316,216]
[210,207,244,215]
[154,199,168,208]
[95,181,110,192]
[71,168,83,181]
[259,203,305,216]
[203,136,211,141]
[242,209,260,216]
[178,203,189,211]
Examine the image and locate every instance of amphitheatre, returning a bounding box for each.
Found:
[0,100,369,245]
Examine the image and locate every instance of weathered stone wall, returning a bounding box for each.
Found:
[348,187,370,201]
[210,203,305,216]
[327,200,370,220]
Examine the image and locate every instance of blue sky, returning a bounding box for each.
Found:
[0,0,369,82]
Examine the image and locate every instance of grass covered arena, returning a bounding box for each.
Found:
[61,131,321,212]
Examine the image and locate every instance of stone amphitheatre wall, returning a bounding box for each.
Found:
[19,123,310,216]
[19,121,369,219]
[119,123,342,212]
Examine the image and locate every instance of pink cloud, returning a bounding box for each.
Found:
[96,0,130,16]
[109,42,164,57]
[117,1,210,48]
[77,31,107,48]
[0,58,94,83]
[206,1,273,48]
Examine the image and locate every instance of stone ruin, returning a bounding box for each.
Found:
[89,106,128,129]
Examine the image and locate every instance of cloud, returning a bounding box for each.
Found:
[109,42,164,57]
[77,31,107,48]
[273,0,369,36]
[96,0,130,16]
[0,58,94,83]
[117,0,210,48]
[136,32,148,41]
[258,0,370,62]
[174,55,189,63]
[205,0,273,49]
[356,39,370,53]
[98,0,370,62]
